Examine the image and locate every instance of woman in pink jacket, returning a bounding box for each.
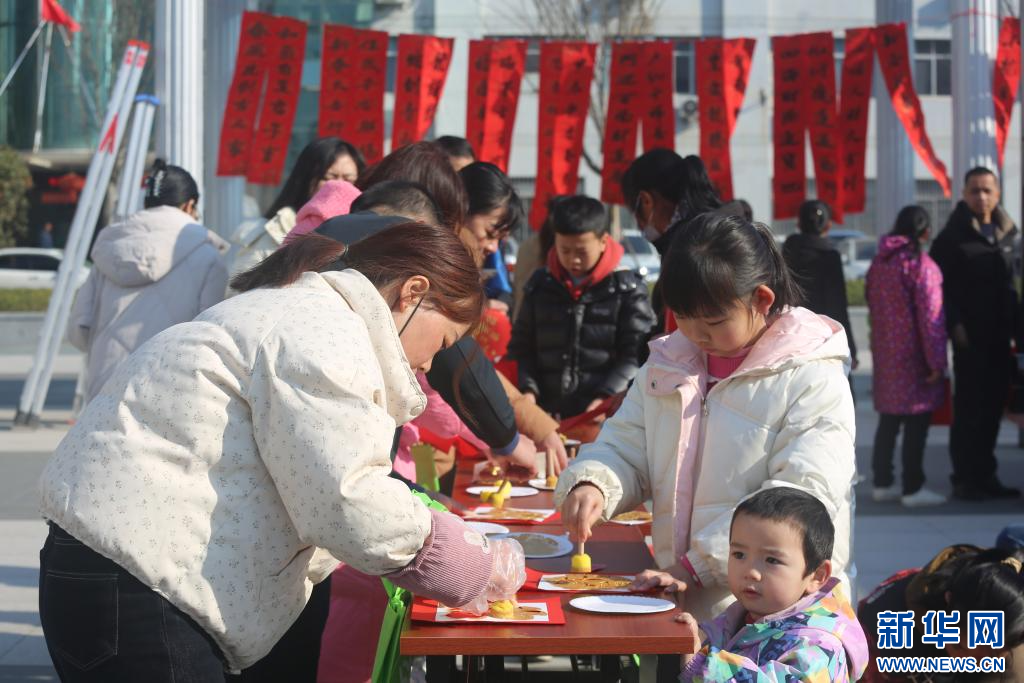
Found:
[866,205,948,508]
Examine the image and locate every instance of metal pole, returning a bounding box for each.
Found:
[114,99,148,221]
[15,42,143,425]
[32,24,55,153]
[0,20,46,98]
[29,43,150,421]
[874,0,915,234]
[127,97,158,213]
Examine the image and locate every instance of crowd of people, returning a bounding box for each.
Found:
[37,134,1023,682]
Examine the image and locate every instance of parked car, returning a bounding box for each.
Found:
[620,230,660,285]
[836,237,877,281]
[0,248,89,290]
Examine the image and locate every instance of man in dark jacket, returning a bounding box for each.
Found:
[930,166,1022,501]
[509,196,656,417]
[782,200,859,368]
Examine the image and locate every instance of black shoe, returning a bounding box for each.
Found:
[982,477,1022,499]
[953,483,987,501]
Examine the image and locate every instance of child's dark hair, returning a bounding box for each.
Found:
[621,149,722,221]
[264,137,365,219]
[891,205,931,254]
[947,548,1024,649]
[459,161,524,236]
[732,487,835,575]
[797,200,831,235]
[550,195,608,236]
[144,159,198,210]
[660,213,802,318]
[435,135,476,160]
[349,180,441,225]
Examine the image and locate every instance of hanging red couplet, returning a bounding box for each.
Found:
[696,37,755,201]
[772,35,806,219]
[804,32,843,223]
[874,23,951,197]
[600,41,675,204]
[466,39,527,172]
[246,16,306,185]
[838,28,874,214]
[994,17,1020,168]
[217,12,278,177]
[391,35,454,150]
[319,25,388,164]
[529,41,596,230]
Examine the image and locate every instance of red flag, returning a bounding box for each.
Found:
[392,35,454,151]
[600,41,675,204]
[874,23,951,197]
[994,17,1020,168]
[319,25,388,164]
[772,35,807,220]
[696,38,754,201]
[466,39,526,172]
[41,0,79,32]
[246,16,306,185]
[804,33,843,223]
[217,12,278,177]
[529,41,596,230]
[838,28,874,213]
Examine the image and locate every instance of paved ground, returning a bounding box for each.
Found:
[0,309,1020,682]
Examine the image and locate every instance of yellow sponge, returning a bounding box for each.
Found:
[570,553,592,573]
[490,492,506,509]
[489,599,515,618]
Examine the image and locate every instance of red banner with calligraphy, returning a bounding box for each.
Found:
[217,12,277,177]
[994,17,1020,168]
[319,25,388,164]
[838,28,874,213]
[466,39,526,172]
[529,41,596,229]
[245,16,306,185]
[804,32,843,222]
[392,35,454,150]
[600,41,675,204]
[696,38,754,201]
[874,22,951,197]
[772,35,807,219]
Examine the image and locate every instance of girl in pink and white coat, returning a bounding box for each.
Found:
[556,213,857,623]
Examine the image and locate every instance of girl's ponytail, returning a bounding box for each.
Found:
[144,159,199,210]
[947,548,1024,649]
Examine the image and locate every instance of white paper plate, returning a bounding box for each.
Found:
[491,532,573,558]
[528,478,557,491]
[609,513,653,526]
[465,521,510,536]
[569,595,676,614]
[466,485,538,498]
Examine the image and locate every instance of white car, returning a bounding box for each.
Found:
[620,230,661,285]
[0,248,90,290]
[835,237,877,281]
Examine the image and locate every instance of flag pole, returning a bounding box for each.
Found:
[32,23,55,152]
[0,20,46,98]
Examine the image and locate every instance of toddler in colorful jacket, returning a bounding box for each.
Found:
[680,488,868,682]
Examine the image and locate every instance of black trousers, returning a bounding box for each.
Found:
[950,348,1011,486]
[872,412,933,495]
[39,524,228,683]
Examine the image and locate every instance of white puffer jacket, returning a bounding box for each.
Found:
[67,205,228,402]
[555,308,857,621]
[41,270,450,670]
[224,207,294,296]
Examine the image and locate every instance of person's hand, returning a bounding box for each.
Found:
[952,324,969,350]
[674,612,700,665]
[561,483,604,543]
[455,538,526,615]
[504,436,538,477]
[521,391,537,405]
[631,566,690,606]
[925,369,942,384]
[539,431,568,474]
[488,299,509,313]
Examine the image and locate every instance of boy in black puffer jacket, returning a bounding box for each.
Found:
[509,195,656,418]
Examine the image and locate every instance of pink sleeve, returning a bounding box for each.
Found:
[914,256,948,373]
[283,180,361,245]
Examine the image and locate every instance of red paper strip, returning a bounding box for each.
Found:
[600,41,676,204]
[994,17,1020,168]
[217,12,278,177]
[246,16,306,185]
[772,35,807,219]
[319,25,388,164]
[838,28,874,213]
[696,38,755,201]
[804,33,843,223]
[392,34,454,150]
[466,39,527,172]
[874,23,951,197]
[529,41,596,229]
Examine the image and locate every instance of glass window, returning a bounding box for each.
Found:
[0,255,18,269]
[675,39,695,94]
[914,39,951,96]
[25,255,61,270]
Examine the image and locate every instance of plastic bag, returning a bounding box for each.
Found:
[454,537,526,615]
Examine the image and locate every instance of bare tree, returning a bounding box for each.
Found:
[498,0,663,175]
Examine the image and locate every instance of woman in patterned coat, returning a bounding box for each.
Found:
[865,205,948,508]
[37,223,526,682]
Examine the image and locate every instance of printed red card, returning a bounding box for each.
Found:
[411,596,565,624]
